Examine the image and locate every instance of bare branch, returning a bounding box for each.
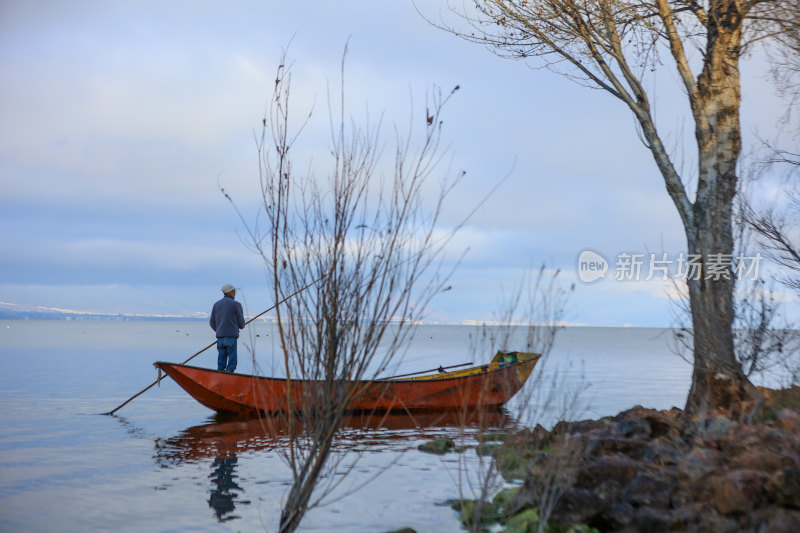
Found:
[241,48,468,532]
[431,0,797,414]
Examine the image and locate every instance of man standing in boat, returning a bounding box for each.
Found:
[209,284,245,373]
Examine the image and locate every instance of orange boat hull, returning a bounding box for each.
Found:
[154,352,540,415]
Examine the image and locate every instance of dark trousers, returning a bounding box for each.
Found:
[216,337,237,372]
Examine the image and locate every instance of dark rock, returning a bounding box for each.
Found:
[627,506,675,533]
[504,478,537,517]
[732,446,789,472]
[493,406,800,533]
[747,507,800,533]
[610,405,680,437]
[758,426,793,450]
[705,469,771,514]
[548,486,606,526]
[529,423,551,443]
[679,447,721,482]
[719,424,798,475]
[719,423,774,457]
[688,433,720,450]
[643,410,683,439]
[769,468,800,508]
[382,529,416,533]
[613,405,651,421]
[583,431,650,457]
[497,425,552,478]
[505,464,556,517]
[575,454,640,495]
[686,415,735,440]
[509,424,551,448]
[635,437,683,466]
[606,501,635,529]
[688,511,740,533]
[552,416,613,437]
[614,418,651,439]
[623,473,672,509]
[669,504,705,531]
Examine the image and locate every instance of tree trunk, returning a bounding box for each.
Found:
[683,229,760,416]
[682,7,763,416]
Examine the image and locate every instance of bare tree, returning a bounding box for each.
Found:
[450,266,586,533]
[733,278,790,377]
[668,156,799,394]
[743,186,800,292]
[732,191,795,381]
[434,0,800,415]
[235,48,463,533]
[764,0,800,130]
[735,145,800,387]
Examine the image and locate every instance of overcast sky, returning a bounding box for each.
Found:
[0,1,792,326]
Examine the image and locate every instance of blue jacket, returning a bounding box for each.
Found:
[209,295,245,338]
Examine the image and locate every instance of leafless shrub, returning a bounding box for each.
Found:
[448,266,587,532]
[229,46,465,533]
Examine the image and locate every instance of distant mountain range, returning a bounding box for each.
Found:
[0,301,207,321]
[0,302,576,327]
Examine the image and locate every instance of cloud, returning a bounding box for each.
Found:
[0,1,787,326]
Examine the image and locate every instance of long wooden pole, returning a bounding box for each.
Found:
[378,361,473,380]
[103,276,325,415]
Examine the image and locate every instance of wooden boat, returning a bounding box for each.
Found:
[154,351,540,416]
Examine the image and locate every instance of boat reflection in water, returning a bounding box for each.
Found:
[154,409,514,522]
[154,409,514,465]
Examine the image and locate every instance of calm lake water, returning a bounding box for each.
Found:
[0,321,697,532]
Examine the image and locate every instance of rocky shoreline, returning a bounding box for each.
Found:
[401,388,800,532]
[501,403,799,531]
